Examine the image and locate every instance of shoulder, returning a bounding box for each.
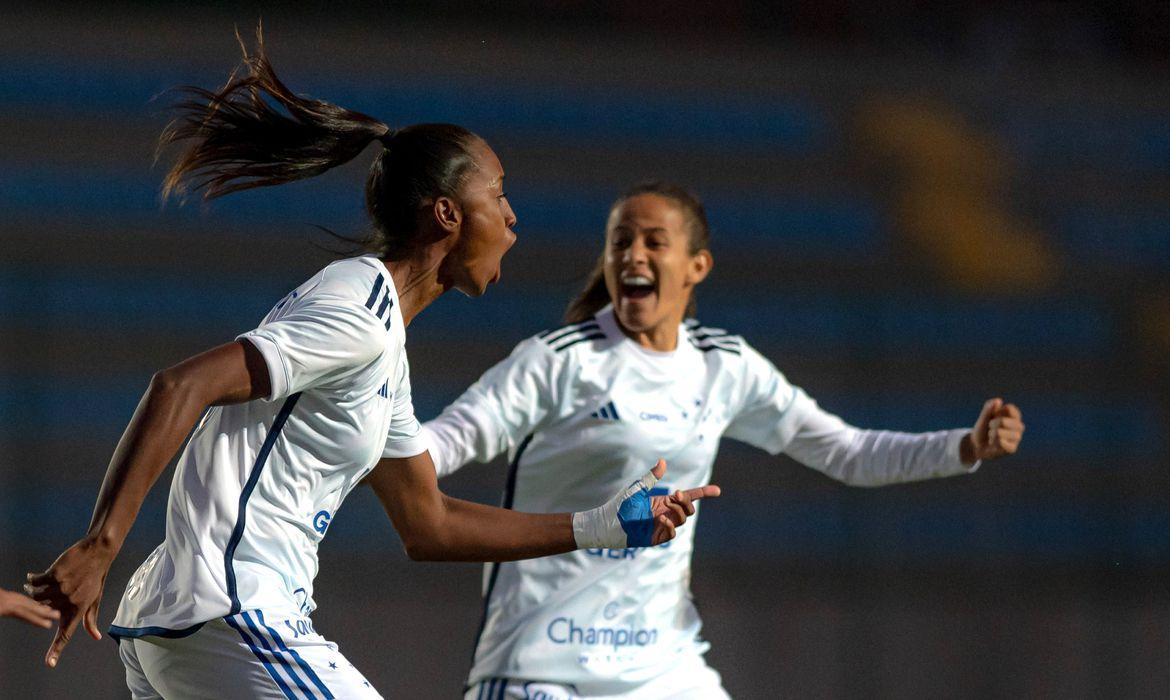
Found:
[312,255,389,305]
[686,321,795,401]
[272,256,394,337]
[684,319,745,356]
[533,317,609,354]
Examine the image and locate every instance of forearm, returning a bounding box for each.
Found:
[824,427,977,487]
[405,496,575,562]
[85,371,211,554]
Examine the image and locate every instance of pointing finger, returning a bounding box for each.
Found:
[681,485,721,502]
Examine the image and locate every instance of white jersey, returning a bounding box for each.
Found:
[424,305,978,695]
[111,255,427,640]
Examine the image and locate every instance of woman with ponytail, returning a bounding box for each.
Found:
[25,34,713,699]
[425,182,1027,698]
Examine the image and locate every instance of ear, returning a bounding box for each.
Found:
[687,249,713,286]
[432,196,462,235]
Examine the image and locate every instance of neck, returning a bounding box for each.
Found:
[384,254,447,327]
[618,316,681,353]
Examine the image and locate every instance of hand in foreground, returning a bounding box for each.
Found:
[0,587,60,629]
[962,398,1025,463]
[573,459,721,549]
[25,537,115,668]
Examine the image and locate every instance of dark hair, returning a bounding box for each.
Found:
[159,28,483,260]
[564,181,710,323]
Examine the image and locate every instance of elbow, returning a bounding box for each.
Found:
[401,538,436,561]
[150,366,196,402]
[399,527,450,562]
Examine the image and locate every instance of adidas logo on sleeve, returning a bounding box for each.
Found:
[590,401,622,421]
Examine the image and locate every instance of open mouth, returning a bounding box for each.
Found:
[620,273,656,301]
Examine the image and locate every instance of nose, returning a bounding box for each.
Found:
[623,237,649,265]
[503,200,517,230]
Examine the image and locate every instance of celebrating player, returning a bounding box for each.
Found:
[425,181,1026,699]
[24,38,714,699]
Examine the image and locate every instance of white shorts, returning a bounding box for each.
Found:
[463,657,730,699]
[117,610,380,699]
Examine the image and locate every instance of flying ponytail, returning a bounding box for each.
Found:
[160,29,388,202]
[158,26,483,261]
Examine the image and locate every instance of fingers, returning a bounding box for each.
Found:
[998,403,1022,421]
[46,614,80,668]
[680,484,722,502]
[84,601,102,641]
[990,415,1024,431]
[633,460,668,493]
[973,398,1025,459]
[651,515,676,546]
[26,571,50,587]
[24,578,70,608]
[973,398,1001,439]
[981,423,1024,458]
[660,497,688,527]
[4,594,60,629]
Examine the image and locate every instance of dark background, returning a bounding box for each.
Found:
[1,3,1168,698]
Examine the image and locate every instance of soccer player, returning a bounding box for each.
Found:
[0,588,59,628]
[425,181,1027,699]
[23,40,715,699]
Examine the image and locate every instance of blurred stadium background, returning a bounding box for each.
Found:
[2,3,1168,697]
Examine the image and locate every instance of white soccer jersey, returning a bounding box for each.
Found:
[111,255,427,640]
[424,305,978,695]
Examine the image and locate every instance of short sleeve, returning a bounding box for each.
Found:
[722,344,819,455]
[238,295,385,401]
[382,355,427,459]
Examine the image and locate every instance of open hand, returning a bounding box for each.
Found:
[25,537,115,668]
[963,398,1025,463]
[0,588,60,629]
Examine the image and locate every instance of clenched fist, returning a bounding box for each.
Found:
[961,398,1025,463]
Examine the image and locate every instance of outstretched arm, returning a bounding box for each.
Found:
[783,396,1024,487]
[367,452,719,561]
[724,345,1023,487]
[26,340,270,668]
